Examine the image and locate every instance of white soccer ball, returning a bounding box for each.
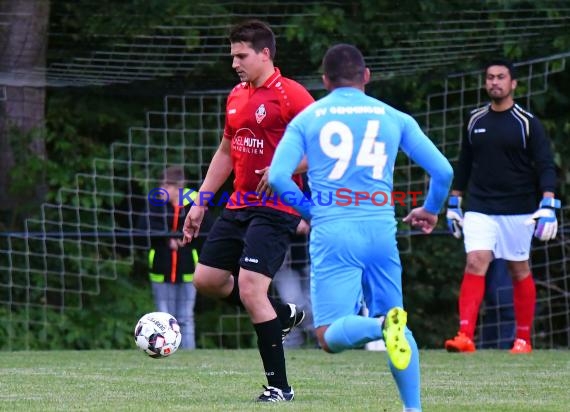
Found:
[134,312,182,358]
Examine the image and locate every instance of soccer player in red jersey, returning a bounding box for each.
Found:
[182,20,314,402]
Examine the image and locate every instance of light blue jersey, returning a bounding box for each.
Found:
[270,86,452,412]
[269,87,452,225]
[270,84,453,319]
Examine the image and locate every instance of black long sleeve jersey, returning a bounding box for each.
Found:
[453,103,557,215]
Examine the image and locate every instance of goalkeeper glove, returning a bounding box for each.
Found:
[525,197,561,241]
[446,196,464,239]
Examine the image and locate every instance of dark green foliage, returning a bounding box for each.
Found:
[401,235,466,348]
[0,269,152,350]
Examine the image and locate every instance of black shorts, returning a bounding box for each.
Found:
[198,207,301,278]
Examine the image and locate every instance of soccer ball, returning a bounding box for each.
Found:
[134,312,182,358]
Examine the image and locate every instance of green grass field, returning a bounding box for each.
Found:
[0,349,568,411]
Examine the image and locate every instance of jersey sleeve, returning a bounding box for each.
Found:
[268,113,311,219]
[452,115,474,192]
[528,117,557,193]
[223,86,238,140]
[400,114,454,214]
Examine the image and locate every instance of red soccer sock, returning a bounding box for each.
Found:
[458,273,486,339]
[513,274,536,343]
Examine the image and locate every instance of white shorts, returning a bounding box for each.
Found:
[463,212,534,261]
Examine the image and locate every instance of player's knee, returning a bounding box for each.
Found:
[192,270,209,292]
[193,266,226,295]
[238,270,271,308]
[465,253,491,274]
[315,326,332,353]
[507,261,531,280]
[237,287,255,308]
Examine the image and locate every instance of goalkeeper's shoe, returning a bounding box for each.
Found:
[510,338,532,354]
[382,307,412,370]
[256,385,294,402]
[282,303,305,342]
[444,332,476,353]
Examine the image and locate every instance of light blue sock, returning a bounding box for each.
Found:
[390,328,421,411]
[324,315,383,353]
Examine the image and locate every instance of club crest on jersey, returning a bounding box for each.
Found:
[255,104,267,124]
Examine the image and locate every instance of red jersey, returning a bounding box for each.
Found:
[223,68,314,215]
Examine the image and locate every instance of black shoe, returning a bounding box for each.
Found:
[282,303,305,342]
[256,385,294,402]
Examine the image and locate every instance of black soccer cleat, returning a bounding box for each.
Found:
[282,303,305,342]
[256,385,294,402]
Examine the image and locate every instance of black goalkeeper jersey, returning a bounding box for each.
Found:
[453,103,557,215]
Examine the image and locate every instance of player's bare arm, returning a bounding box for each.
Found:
[295,219,310,235]
[183,205,206,244]
[183,138,233,243]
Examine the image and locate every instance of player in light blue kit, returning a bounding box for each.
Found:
[268,44,453,412]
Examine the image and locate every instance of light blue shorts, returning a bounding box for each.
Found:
[309,219,403,328]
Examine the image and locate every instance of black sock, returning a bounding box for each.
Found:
[221,276,292,327]
[269,296,292,327]
[254,318,290,390]
[221,275,245,309]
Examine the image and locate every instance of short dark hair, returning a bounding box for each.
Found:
[484,58,517,79]
[162,166,185,186]
[229,19,276,60]
[322,44,366,87]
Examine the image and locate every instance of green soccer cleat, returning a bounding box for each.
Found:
[382,307,412,370]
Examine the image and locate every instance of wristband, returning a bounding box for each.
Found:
[539,198,561,209]
[448,196,462,208]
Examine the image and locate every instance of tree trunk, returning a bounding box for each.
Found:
[0,0,49,218]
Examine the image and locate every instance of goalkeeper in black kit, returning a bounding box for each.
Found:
[444,58,559,354]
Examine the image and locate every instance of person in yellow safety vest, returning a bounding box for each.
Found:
[143,166,212,349]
